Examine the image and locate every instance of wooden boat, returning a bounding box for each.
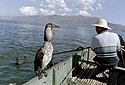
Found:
[23,48,125,85]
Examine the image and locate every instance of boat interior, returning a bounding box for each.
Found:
[68,47,125,85]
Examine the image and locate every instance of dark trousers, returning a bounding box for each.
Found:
[92,56,119,78]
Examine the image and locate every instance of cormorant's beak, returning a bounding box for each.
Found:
[53,24,60,28]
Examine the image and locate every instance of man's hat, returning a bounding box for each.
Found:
[92,18,111,29]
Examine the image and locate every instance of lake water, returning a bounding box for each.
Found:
[0,20,124,85]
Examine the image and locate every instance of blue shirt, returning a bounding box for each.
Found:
[91,31,120,58]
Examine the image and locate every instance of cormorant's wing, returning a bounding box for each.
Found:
[34,47,44,72]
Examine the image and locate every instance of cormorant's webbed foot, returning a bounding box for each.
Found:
[36,71,43,79]
[36,70,48,79]
[41,71,47,77]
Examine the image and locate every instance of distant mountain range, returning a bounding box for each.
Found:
[0,15,125,31]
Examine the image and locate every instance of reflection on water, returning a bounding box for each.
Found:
[0,21,124,85]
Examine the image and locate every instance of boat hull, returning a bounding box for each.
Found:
[23,48,94,85]
[23,55,73,85]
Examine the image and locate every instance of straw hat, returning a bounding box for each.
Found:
[92,18,111,29]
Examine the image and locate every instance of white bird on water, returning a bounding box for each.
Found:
[34,23,60,79]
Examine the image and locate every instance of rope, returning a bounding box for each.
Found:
[70,49,88,83]
[72,48,97,84]
[72,63,97,84]
[84,66,97,85]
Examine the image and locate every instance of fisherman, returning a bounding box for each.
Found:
[91,18,121,80]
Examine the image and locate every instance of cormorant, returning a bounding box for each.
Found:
[34,23,60,79]
[15,56,26,65]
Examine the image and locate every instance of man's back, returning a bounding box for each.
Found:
[91,31,120,52]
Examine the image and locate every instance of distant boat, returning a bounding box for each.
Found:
[23,48,125,85]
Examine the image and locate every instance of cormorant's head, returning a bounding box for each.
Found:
[45,23,60,29]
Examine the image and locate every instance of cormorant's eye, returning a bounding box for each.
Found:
[48,24,52,28]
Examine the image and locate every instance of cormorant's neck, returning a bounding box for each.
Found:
[44,27,52,42]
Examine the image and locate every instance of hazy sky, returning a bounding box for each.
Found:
[0,0,124,25]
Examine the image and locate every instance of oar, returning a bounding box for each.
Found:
[53,47,90,55]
